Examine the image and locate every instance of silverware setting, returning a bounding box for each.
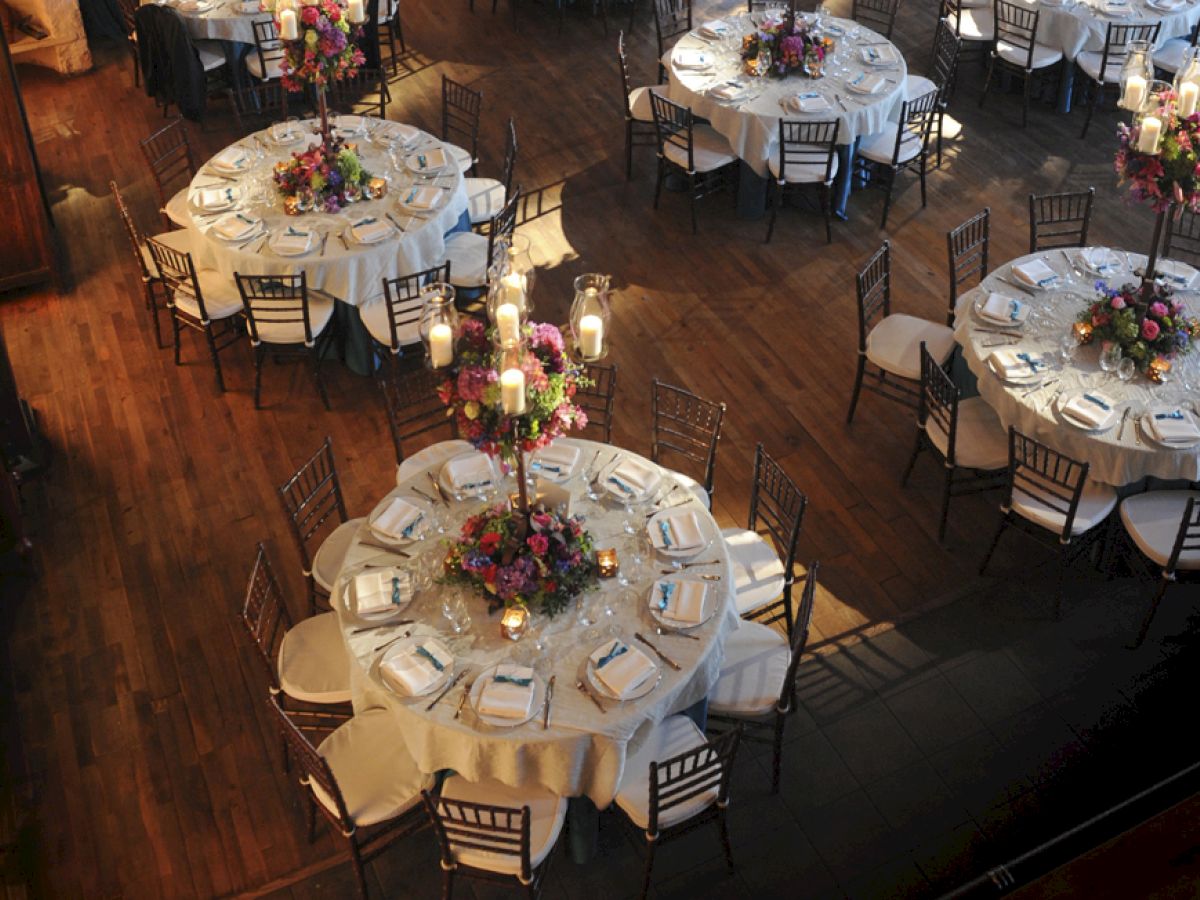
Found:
[541,675,556,729]
[1021,377,1059,398]
[655,624,701,641]
[372,630,412,653]
[352,618,413,634]
[1118,407,1131,441]
[428,471,452,504]
[454,670,478,719]
[428,668,470,712]
[635,632,682,671]
[576,678,607,713]
[411,486,440,506]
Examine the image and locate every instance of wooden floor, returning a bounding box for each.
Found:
[0,0,1169,896]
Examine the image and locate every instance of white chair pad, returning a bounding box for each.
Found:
[314,708,434,826]
[246,52,283,81]
[904,74,937,101]
[663,124,736,173]
[1076,50,1123,83]
[768,144,839,184]
[1120,490,1200,570]
[959,0,989,9]
[443,231,490,288]
[313,518,365,592]
[141,228,194,279]
[359,295,420,351]
[278,611,353,704]
[708,620,790,717]
[397,439,476,485]
[721,526,786,616]
[172,269,243,320]
[926,396,1009,471]
[1011,477,1117,538]
[251,291,335,346]
[1153,37,1191,74]
[464,177,506,225]
[439,775,567,875]
[997,40,1062,70]
[629,84,659,122]
[865,314,956,381]
[615,715,715,831]
[165,188,192,229]
[195,39,226,72]
[446,143,474,174]
[954,8,994,39]
[858,124,922,165]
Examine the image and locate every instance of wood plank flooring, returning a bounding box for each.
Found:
[0,0,1168,895]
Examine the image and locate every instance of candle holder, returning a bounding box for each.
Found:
[569,273,612,362]
[283,195,302,216]
[1176,49,1200,118]
[500,604,530,640]
[1119,40,1154,111]
[418,283,459,369]
[1072,321,1094,345]
[366,177,387,200]
[596,548,620,578]
[1148,357,1172,383]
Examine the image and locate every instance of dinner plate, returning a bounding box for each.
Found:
[1139,410,1200,449]
[1056,391,1120,432]
[647,578,716,631]
[209,151,253,175]
[602,458,661,503]
[345,217,395,245]
[585,646,661,702]
[190,185,241,213]
[973,293,1030,328]
[404,148,449,175]
[342,566,413,621]
[469,664,545,728]
[377,637,455,697]
[210,212,264,242]
[439,452,499,499]
[646,508,711,559]
[374,122,420,146]
[367,494,432,544]
[268,226,316,257]
[396,184,448,213]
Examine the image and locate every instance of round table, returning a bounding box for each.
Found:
[1014,0,1199,62]
[330,437,740,808]
[147,0,268,44]
[954,247,1200,486]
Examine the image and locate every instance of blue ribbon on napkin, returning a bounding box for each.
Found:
[417,154,427,169]
[1156,410,1186,420]
[1017,353,1045,372]
[401,514,423,539]
[656,582,676,611]
[608,475,635,495]
[391,576,402,606]
[595,642,628,668]
[359,217,377,226]
[415,645,445,671]
[658,520,673,548]
[1083,394,1111,411]
[405,187,418,204]
[457,479,491,491]
[494,671,533,686]
[1008,299,1023,321]
[236,213,256,225]
[530,461,561,473]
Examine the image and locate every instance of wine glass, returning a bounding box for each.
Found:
[441,593,472,635]
[1099,342,1123,382]
[1117,356,1136,384]
[1058,331,1079,368]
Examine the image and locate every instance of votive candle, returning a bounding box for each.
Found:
[1122,74,1146,110]
[1181,82,1199,118]
[429,323,454,368]
[1138,115,1163,154]
[500,368,526,414]
[347,0,365,22]
[278,8,298,40]
[496,303,520,343]
[501,272,525,308]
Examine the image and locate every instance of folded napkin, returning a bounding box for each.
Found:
[699,18,731,37]
[1148,0,1185,9]
[196,186,236,210]
[653,580,707,624]
[399,185,445,211]
[1012,258,1060,288]
[1060,391,1118,429]
[273,225,312,254]
[650,510,705,552]
[444,454,494,491]
[589,640,656,699]
[371,496,425,542]
[1101,0,1131,13]
[1148,408,1200,443]
[784,91,831,113]
[861,44,898,66]
[478,665,536,719]
[410,147,448,172]
[608,456,661,497]
[1156,258,1197,288]
[988,348,1048,380]
[674,48,713,69]
[212,213,260,241]
[336,115,367,134]
[381,638,452,695]
[211,146,249,172]
[980,292,1026,325]
[376,122,419,144]
[531,443,582,477]
[353,568,412,615]
[1079,247,1119,274]
[708,80,746,101]
[350,217,392,244]
[846,72,886,94]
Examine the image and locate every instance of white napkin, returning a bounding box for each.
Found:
[988,348,1048,380]
[212,213,259,240]
[350,217,392,244]
[1060,391,1118,429]
[1079,247,1119,274]
[336,115,367,134]
[699,18,730,38]
[1147,408,1200,443]
[273,226,312,254]
[211,146,249,172]
[846,72,886,94]
[608,457,660,497]
[980,292,1026,325]
[1148,0,1185,10]
[650,510,704,551]
[1101,0,1131,13]
[530,443,581,478]
[708,80,746,101]
[444,454,494,491]
[399,184,444,210]
[785,91,831,113]
[376,122,419,144]
[371,496,425,542]
[674,48,712,70]
[409,147,447,172]
[653,580,707,624]
[589,640,657,699]
[381,638,452,695]
[478,665,536,719]
[1011,258,1060,288]
[196,186,236,210]
[352,568,411,615]
[861,44,898,66]
[1156,258,1197,288]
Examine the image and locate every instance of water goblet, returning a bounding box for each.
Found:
[1099,342,1123,382]
[1117,356,1136,384]
[441,594,472,635]
[1058,331,1079,368]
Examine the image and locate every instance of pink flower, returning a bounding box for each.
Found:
[1110,296,1126,310]
[526,534,549,555]
[301,6,319,24]
[1142,318,1161,340]
[1150,301,1169,318]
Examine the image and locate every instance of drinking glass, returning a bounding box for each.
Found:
[1058,332,1079,368]
[1099,343,1123,381]
[1117,356,1136,384]
[441,594,472,634]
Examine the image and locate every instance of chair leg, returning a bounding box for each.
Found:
[764,181,781,243]
[919,157,928,209]
[879,167,895,230]
[689,174,698,234]
[718,808,735,871]
[900,430,923,486]
[978,515,1007,575]
[821,183,832,243]
[937,466,954,543]
[846,356,866,423]
[1021,71,1032,128]
[1080,73,1099,139]
[442,867,455,900]
[935,108,944,169]
[253,345,264,409]
[978,57,995,108]
[1131,575,1171,648]
[145,283,165,349]
[311,347,331,410]
[771,714,786,794]
[625,120,634,180]
[305,795,318,843]
[172,315,182,365]
[205,325,226,393]
[653,159,664,209]
[640,838,657,900]
[350,840,368,900]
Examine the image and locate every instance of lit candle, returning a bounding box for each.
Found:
[278,8,298,40]
[429,323,453,367]
[1138,115,1162,154]
[501,272,525,308]
[347,0,365,23]
[1181,82,1199,118]
[496,303,520,344]
[500,368,526,415]
[1122,74,1146,110]
[579,313,603,359]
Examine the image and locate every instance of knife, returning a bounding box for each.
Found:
[634,632,682,671]
[575,678,607,714]
[542,675,556,729]
[1118,407,1131,441]
[410,486,440,506]
[427,667,469,711]
[428,471,452,504]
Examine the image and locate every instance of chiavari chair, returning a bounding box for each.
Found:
[378,365,472,484]
[577,361,618,443]
[651,378,725,509]
[139,118,196,231]
[422,779,568,899]
[709,563,818,793]
[855,88,939,228]
[902,343,1007,542]
[939,0,994,59]
[1159,206,1200,267]
[268,695,432,900]
[443,188,521,291]
[947,207,989,326]
[234,273,336,410]
[277,437,366,616]
[721,443,808,625]
[377,0,407,75]
[1077,21,1161,138]
[144,237,244,392]
[248,17,285,82]
[442,75,484,175]
[1152,18,1200,76]
[465,116,518,230]
[766,118,840,244]
[618,30,658,180]
[653,0,691,82]
[905,18,963,167]
[846,241,956,423]
[1029,187,1094,252]
[852,0,901,39]
[979,0,1063,128]
[360,263,451,366]
[326,67,389,119]
[649,93,737,234]
[226,80,290,136]
[1120,492,1200,645]
[613,720,742,899]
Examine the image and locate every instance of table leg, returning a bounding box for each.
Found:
[831,139,860,221]
[1058,61,1076,114]
[736,162,768,220]
[567,796,600,864]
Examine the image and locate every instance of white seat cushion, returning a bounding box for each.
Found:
[615,715,715,832]
[953,8,994,40]
[629,84,659,122]
[925,396,1009,471]
[278,611,353,704]
[439,775,567,875]
[721,526,786,616]
[312,517,365,592]
[996,40,1063,70]
[195,39,226,72]
[1120,490,1200,570]
[313,707,434,826]
[359,294,420,351]
[663,124,736,174]
[172,269,244,320]
[865,314,956,381]
[1011,477,1117,538]
[250,291,335,346]
[141,228,194,279]
[1076,50,1124,84]
[1153,37,1191,74]
[858,123,923,165]
[708,620,790,717]
[446,142,474,174]
[768,143,839,184]
[246,51,283,81]
[464,177,507,225]
[442,231,490,288]
[397,439,475,485]
[905,74,938,101]
[165,188,192,229]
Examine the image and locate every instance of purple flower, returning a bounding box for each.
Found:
[1150,301,1169,318]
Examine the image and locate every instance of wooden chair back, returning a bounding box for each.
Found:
[379,366,460,466]
[577,362,618,443]
[747,443,808,636]
[651,379,725,498]
[947,207,989,324]
[653,0,692,59]
[145,237,211,321]
[1163,206,1200,266]
[109,180,153,282]
[1096,22,1161,83]
[777,119,839,185]
[892,89,939,166]
[1004,428,1091,544]
[1029,188,1094,252]
[994,0,1041,67]
[327,67,388,118]
[498,116,519,195]
[235,273,317,347]
[852,0,901,38]
[277,437,349,579]
[854,241,891,352]
[251,18,284,79]
[929,17,963,92]
[618,30,635,114]
[650,92,694,172]
[646,726,740,837]
[919,342,960,465]
[422,790,535,884]
[380,263,451,355]
[227,81,289,134]
[486,189,522,273]
[241,542,294,691]
[139,119,195,212]
[266,694,355,830]
[1167,497,1200,574]
[442,75,483,165]
[778,562,819,714]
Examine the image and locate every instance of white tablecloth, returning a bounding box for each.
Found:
[1006,0,1199,61]
[954,248,1200,486]
[665,15,907,177]
[333,438,740,807]
[184,118,468,305]
[143,0,267,44]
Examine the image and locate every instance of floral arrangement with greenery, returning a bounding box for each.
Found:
[741,19,832,78]
[1115,95,1200,213]
[273,142,372,212]
[266,0,365,92]
[1078,280,1199,372]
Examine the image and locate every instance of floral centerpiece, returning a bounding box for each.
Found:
[741,18,833,79]
[442,504,598,617]
[273,143,371,213]
[1077,280,1198,373]
[1115,95,1200,213]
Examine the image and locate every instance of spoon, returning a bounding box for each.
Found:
[656,625,701,641]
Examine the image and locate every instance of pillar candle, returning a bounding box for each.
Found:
[496,303,520,344]
[500,368,526,415]
[1137,115,1162,154]
[1122,75,1146,111]
[1181,82,1199,118]
[429,323,453,367]
[501,272,525,308]
[579,314,603,358]
[278,8,298,40]
[347,0,365,22]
